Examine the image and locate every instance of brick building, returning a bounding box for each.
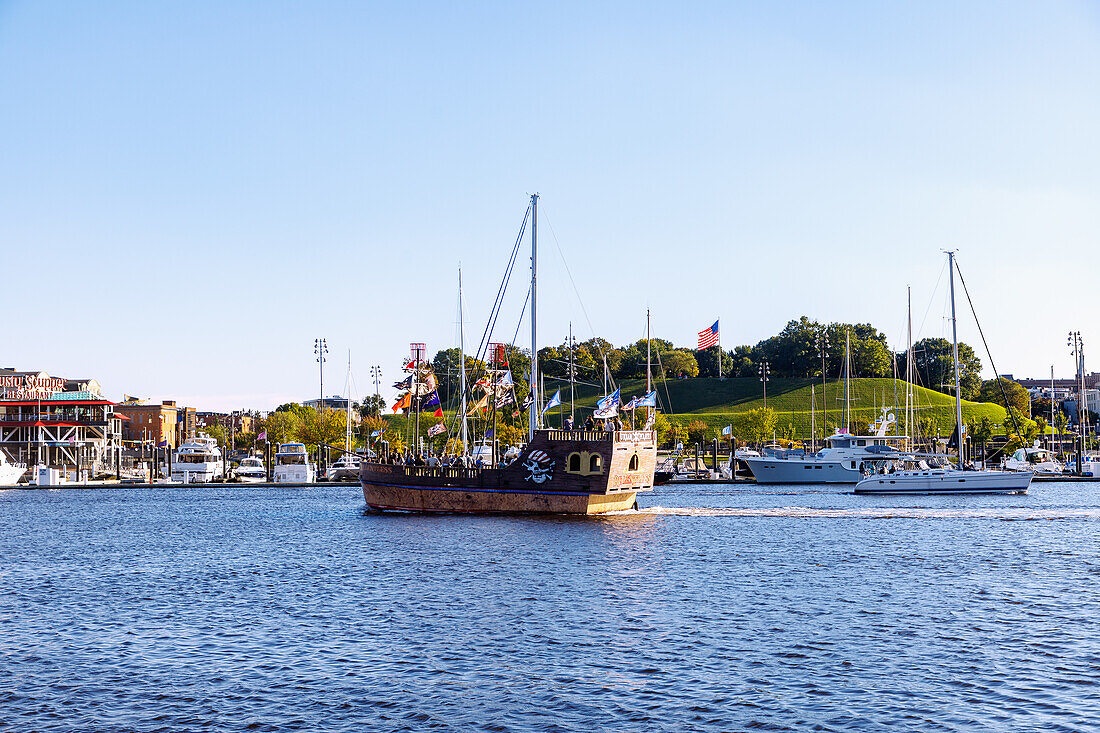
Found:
[115,401,180,448]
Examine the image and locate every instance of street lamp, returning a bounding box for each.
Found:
[314,338,328,412]
[759,360,771,409]
[369,365,382,413]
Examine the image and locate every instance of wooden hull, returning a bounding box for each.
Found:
[362,482,638,514]
[360,428,656,515]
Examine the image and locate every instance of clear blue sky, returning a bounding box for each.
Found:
[2,1,1097,410]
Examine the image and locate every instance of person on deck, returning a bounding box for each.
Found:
[563,416,574,430]
[584,416,594,430]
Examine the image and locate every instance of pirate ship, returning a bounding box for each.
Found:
[360,195,657,514]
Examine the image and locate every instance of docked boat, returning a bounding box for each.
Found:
[325,453,361,481]
[273,443,315,483]
[855,462,1032,495]
[235,456,267,482]
[855,251,1032,495]
[360,195,657,514]
[1003,445,1063,474]
[0,452,28,486]
[744,422,906,484]
[171,435,224,483]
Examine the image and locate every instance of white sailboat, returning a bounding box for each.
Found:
[855,252,1032,495]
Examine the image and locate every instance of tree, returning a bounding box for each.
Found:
[432,348,463,403]
[297,408,349,452]
[1001,407,1035,453]
[970,416,994,461]
[901,338,983,400]
[695,347,734,378]
[235,431,256,452]
[735,407,778,445]
[684,419,709,446]
[265,410,301,445]
[360,394,386,418]
[977,378,1030,413]
[203,423,228,450]
[663,350,699,379]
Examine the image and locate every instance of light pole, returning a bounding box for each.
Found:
[759,360,771,409]
[1068,331,1085,474]
[369,365,382,412]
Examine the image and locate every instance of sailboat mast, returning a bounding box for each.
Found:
[844,329,851,432]
[345,350,352,454]
[459,266,468,456]
[906,286,912,450]
[529,193,539,440]
[948,251,965,464]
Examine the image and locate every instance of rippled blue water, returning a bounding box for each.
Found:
[2,482,1099,731]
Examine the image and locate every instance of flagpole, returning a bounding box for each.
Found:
[717,318,722,380]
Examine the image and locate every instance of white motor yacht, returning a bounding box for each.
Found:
[1003,445,1063,475]
[744,425,906,484]
[325,453,361,481]
[0,452,28,486]
[171,435,224,483]
[273,443,315,483]
[235,456,267,482]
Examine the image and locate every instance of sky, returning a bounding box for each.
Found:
[2,1,1098,410]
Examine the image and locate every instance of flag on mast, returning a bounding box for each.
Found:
[542,390,561,415]
[697,320,720,350]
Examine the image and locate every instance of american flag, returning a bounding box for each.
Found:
[697,320,719,350]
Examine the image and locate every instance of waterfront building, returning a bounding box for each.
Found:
[0,368,123,476]
[115,401,180,448]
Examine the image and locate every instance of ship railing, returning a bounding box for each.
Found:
[544,430,613,442]
[363,463,485,479]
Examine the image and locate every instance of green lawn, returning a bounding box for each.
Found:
[540,376,1007,437]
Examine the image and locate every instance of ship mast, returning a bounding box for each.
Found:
[947,250,965,465]
[459,265,468,457]
[646,309,652,393]
[529,193,540,440]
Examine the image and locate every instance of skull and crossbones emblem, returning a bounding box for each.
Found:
[523,450,555,483]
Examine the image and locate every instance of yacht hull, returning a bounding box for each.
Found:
[854,470,1032,495]
[743,457,862,484]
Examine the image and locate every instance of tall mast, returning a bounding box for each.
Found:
[568,321,575,421]
[947,251,965,465]
[345,350,352,453]
[906,286,913,450]
[529,193,539,440]
[844,329,851,432]
[646,309,652,393]
[459,265,468,456]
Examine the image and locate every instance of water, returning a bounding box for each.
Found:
[2,482,1099,731]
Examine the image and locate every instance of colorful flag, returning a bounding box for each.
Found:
[542,390,562,415]
[428,422,446,437]
[472,393,489,413]
[621,396,639,411]
[434,406,443,418]
[697,319,720,350]
[636,391,657,408]
[369,429,382,438]
[594,388,621,419]
[496,393,514,409]
[257,430,267,441]
[721,424,732,437]
[392,393,412,413]
[423,391,441,408]
[485,428,494,439]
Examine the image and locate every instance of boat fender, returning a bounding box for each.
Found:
[632,500,639,511]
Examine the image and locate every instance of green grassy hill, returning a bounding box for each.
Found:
[541,376,1007,438]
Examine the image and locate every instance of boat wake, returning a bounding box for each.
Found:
[640,505,1100,520]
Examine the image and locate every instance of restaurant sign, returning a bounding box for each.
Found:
[0,375,65,401]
